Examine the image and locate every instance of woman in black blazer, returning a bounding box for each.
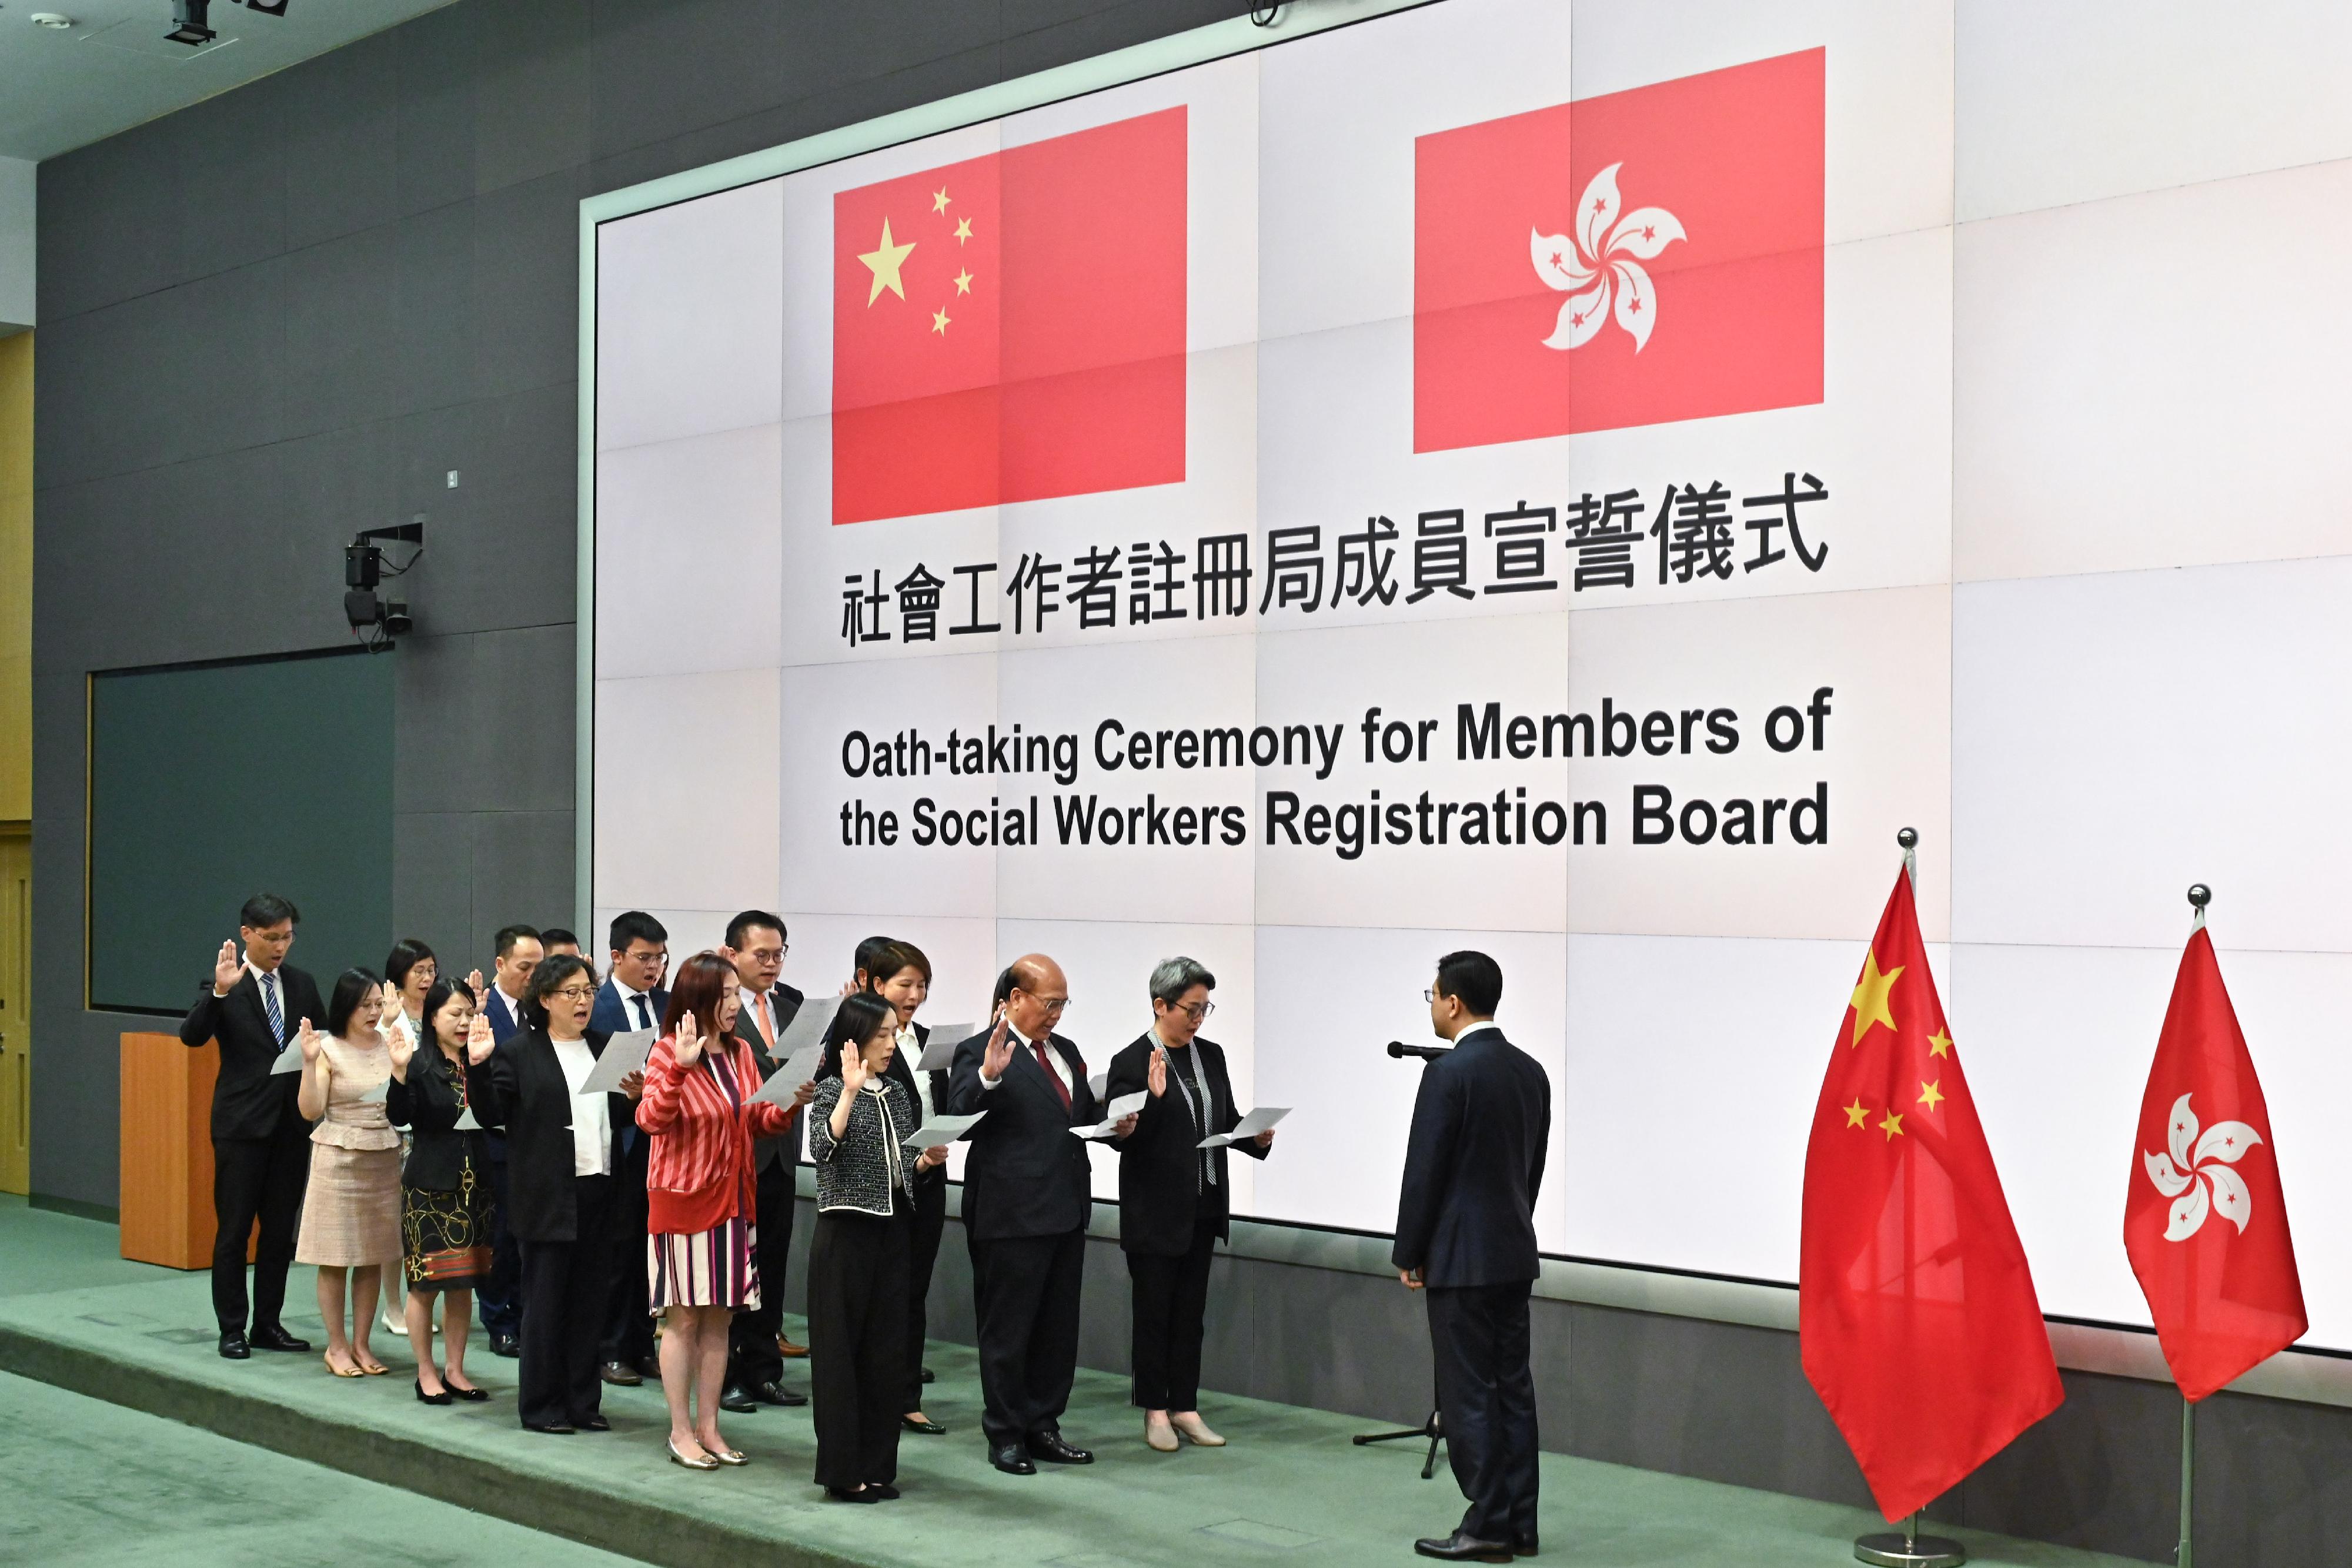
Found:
[465,954,643,1434]
[387,975,497,1405]
[1106,957,1274,1453]
[857,937,952,1437]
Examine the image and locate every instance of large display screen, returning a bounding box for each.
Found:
[592,0,2352,1350]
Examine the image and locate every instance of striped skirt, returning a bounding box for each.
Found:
[649,1215,761,1312]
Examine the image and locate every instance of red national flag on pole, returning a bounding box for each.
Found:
[1412,48,1824,453]
[2123,926,2306,1402]
[1800,866,2064,1522]
[831,106,1188,525]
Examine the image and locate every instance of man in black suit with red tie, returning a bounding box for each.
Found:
[1394,950,1551,1563]
[948,954,1137,1475]
[178,893,325,1360]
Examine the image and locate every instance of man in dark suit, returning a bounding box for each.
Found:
[947,954,1135,1475]
[719,908,811,1411]
[476,924,543,1358]
[589,910,667,1385]
[178,893,324,1360]
[1394,950,1551,1563]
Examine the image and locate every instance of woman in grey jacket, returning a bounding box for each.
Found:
[806,991,949,1501]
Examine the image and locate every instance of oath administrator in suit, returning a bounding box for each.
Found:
[946,954,1136,1475]
[179,893,326,1360]
[1104,957,1273,1454]
[1393,951,1551,1564]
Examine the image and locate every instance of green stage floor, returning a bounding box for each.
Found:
[0,1198,2149,1568]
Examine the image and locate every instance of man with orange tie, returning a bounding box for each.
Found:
[720,910,816,1410]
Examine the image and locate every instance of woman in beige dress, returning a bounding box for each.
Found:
[294,967,406,1378]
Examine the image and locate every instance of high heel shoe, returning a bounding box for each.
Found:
[1171,1413,1226,1447]
[824,1485,878,1503]
[1145,1414,1179,1453]
[446,1381,489,1403]
[668,1437,720,1471]
[416,1379,453,1406]
[324,1352,363,1379]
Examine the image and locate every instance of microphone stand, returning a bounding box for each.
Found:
[1352,1041,1448,1479]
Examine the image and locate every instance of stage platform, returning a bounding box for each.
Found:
[0,1198,2146,1568]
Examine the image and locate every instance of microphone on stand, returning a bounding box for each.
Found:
[1387,1040,1448,1062]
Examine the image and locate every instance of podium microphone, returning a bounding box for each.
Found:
[1387,1040,1447,1061]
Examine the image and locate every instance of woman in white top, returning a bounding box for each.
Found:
[293,967,406,1378]
[377,938,437,1337]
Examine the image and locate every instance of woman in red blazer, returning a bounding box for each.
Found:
[636,951,796,1470]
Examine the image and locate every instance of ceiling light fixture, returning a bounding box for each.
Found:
[164,0,213,46]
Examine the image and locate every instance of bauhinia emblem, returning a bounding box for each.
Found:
[2143,1093,2264,1241]
[1531,162,1686,353]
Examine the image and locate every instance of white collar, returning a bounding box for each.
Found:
[1453,1020,1501,1044]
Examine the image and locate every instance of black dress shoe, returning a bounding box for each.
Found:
[523,1420,576,1435]
[599,1359,642,1387]
[634,1354,663,1380]
[751,1382,807,1407]
[1027,1430,1094,1465]
[416,1379,453,1406]
[825,1485,880,1503]
[1414,1532,1514,1563]
[1514,1540,1538,1558]
[990,1443,1037,1475]
[901,1413,948,1435]
[448,1384,490,1403]
[574,1413,610,1432]
[867,1482,901,1500]
[489,1333,520,1359]
[720,1385,759,1413]
[218,1330,250,1360]
[249,1324,311,1353]
[921,1366,936,1384]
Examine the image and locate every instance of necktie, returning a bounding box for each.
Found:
[755,994,776,1049]
[260,971,284,1043]
[1033,1038,1071,1112]
[633,995,653,1031]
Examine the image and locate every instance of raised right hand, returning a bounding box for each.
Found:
[386,1023,416,1079]
[465,1013,496,1066]
[840,1042,869,1092]
[466,968,485,998]
[981,1009,1014,1081]
[674,1010,704,1068]
[296,1018,324,1066]
[213,940,243,997]
[1148,1048,1168,1098]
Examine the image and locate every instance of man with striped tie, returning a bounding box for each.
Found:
[179,894,327,1360]
[589,911,668,1386]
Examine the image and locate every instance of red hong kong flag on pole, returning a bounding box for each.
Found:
[831,106,1187,525]
[1413,48,1824,452]
[2123,917,2306,1401]
[1800,858,2064,1522]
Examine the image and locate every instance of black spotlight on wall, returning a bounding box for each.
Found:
[343,519,425,651]
[165,0,215,46]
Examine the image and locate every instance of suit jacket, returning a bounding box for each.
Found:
[1105,1032,1267,1256]
[727,982,806,1173]
[1391,1026,1551,1288]
[178,964,325,1142]
[590,978,667,1158]
[464,1025,630,1243]
[881,1021,949,1191]
[483,986,527,1044]
[946,1025,1098,1242]
[386,1047,488,1192]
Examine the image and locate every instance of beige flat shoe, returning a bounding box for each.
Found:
[1170,1414,1225,1447]
[1145,1414,1180,1453]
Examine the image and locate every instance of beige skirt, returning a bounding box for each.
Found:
[295,1144,404,1267]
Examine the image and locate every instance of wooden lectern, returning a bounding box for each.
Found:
[119,1031,248,1269]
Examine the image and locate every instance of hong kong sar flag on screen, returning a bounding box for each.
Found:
[831,107,1187,524]
[1414,48,1824,450]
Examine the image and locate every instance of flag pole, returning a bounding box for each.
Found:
[2174,880,2209,1568]
[1853,828,1967,1567]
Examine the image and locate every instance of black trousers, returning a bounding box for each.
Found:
[807,1207,910,1489]
[727,1154,799,1391]
[900,1169,947,1410]
[210,1117,312,1333]
[1427,1281,1539,1543]
[968,1225,1085,1450]
[599,1132,653,1366]
[1127,1204,1218,1411]
[517,1175,614,1429]
[477,1140,520,1338]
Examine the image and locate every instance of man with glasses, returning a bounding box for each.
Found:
[588,911,669,1386]
[948,954,1136,1475]
[717,908,814,1410]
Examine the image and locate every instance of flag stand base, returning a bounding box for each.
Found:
[1855,1514,1966,1567]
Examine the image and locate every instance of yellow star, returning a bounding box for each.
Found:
[954,216,974,244]
[1927,1028,1953,1059]
[1878,1111,1905,1141]
[1848,951,1904,1047]
[858,219,916,306]
[1917,1080,1945,1113]
[931,307,951,335]
[953,268,973,295]
[931,186,951,215]
[1842,1099,1869,1129]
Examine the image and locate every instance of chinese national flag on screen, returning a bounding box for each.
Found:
[831,107,1187,524]
[2123,928,2306,1402]
[1413,48,1824,452]
[1800,868,2063,1522]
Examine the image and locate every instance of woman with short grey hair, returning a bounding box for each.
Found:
[1105,956,1276,1451]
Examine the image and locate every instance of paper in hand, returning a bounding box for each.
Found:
[269,1041,303,1075]
[1069,1090,1150,1139]
[1199,1105,1290,1148]
[1087,1072,1109,1101]
[916,1025,972,1074]
[773,995,841,1062]
[750,1041,828,1107]
[356,1079,389,1106]
[905,1111,985,1146]
[453,1107,482,1132]
[580,1028,656,1096]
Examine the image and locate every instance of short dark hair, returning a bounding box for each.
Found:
[493,924,541,959]
[990,965,1017,1010]
[609,910,667,955]
[1433,950,1503,1018]
[521,952,594,1031]
[874,939,930,984]
[325,967,383,1038]
[240,893,299,930]
[385,938,436,994]
[540,927,579,950]
[726,910,787,951]
[421,974,477,1045]
[816,991,897,1081]
[853,935,897,986]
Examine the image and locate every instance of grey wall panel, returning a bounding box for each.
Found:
[393,199,478,415]
[1000,0,1252,81]
[35,125,186,321]
[472,0,593,198]
[391,810,476,970]
[583,0,819,165]
[282,226,405,442]
[282,31,402,253]
[390,631,479,817]
[465,809,576,966]
[467,169,588,402]
[169,80,289,291]
[392,4,481,220]
[470,624,576,806]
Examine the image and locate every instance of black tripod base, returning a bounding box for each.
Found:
[1352,1408,1445,1480]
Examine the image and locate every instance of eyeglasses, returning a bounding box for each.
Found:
[1175,1000,1216,1022]
[1021,994,1071,1015]
[1422,988,1439,1003]
[547,985,597,1002]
